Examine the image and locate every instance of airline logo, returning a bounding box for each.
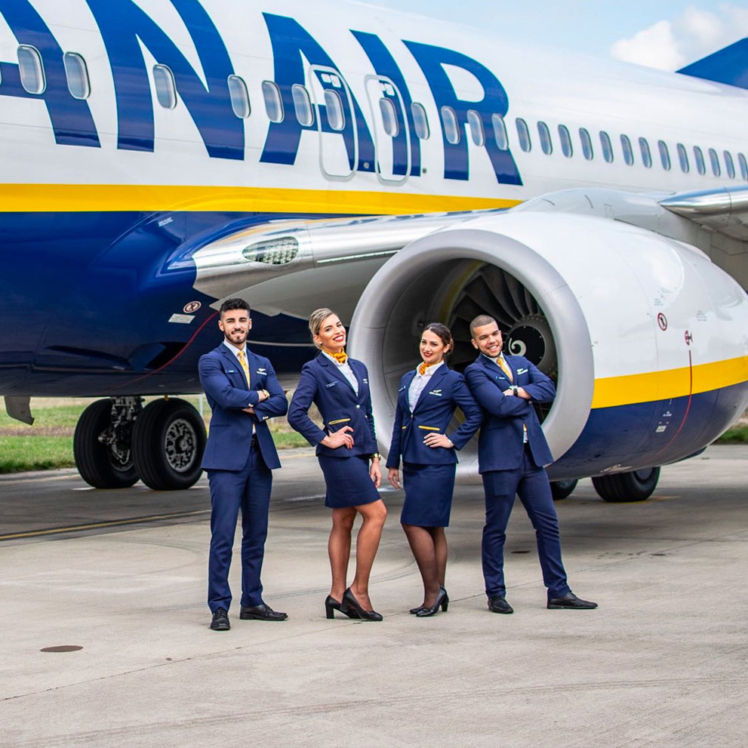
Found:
[0,0,523,186]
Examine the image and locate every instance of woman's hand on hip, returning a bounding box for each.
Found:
[321,425,354,449]
[423,433,453,449]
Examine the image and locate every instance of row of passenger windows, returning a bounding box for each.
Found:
[11,43,748,182]
[465,111,748,181]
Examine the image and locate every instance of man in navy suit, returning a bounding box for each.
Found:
[465,315,596,614]
[198,298,289,630]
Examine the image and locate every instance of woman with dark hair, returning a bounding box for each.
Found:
[288,308,386,621]
[387,323,482,616]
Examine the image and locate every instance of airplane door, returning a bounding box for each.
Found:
[308,65,358,181]
[364,75,411,184]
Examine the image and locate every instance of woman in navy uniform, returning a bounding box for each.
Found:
[387,323,482,617]
[288,308,386,621]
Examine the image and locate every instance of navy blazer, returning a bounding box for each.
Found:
[386,365,482,468]
[464,354,556,473]
[288,354,378,458]
[198,344,288,471]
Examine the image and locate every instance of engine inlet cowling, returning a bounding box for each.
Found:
[349,219,595,480]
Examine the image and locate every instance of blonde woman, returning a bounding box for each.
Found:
[288,309,386,621]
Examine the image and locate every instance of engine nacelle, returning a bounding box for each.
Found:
[349,212,748,481]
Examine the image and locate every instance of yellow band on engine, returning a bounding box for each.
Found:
[592,355,748,409]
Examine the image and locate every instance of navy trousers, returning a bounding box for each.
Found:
[207,444,272,612]
[481,448,570,600]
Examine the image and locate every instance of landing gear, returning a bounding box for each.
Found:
[74,397,206,491]
[591,467,660,502]
[550,479,578,501]
[73,398,140,489]
[132,398,206,491]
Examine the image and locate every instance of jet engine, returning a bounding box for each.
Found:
[349,211,748,497]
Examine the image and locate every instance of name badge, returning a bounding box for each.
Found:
[256,368,267,375]
[398,386,407,392]
[325,381,338,388]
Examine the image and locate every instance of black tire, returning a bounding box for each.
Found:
[591,467,661,503]
[132,398,206,490]
[73,399,139,489]
[550,479,578,501]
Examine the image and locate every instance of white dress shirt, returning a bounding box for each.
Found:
[322,351,359,395]
[408,360,444,412]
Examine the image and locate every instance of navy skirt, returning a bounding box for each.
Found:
[318,455,381,509]
[401,462,457,527]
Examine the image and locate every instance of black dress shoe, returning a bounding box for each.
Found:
[547,592,598,609]
[488,596,514,614]
[210,608,230,631]
[239,602,288,621]
[325,595,359,620]
[341,587,383,621]
[416,587,449,617]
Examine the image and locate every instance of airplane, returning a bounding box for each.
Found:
[1,0,748,502]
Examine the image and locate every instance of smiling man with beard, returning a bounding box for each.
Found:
[198,297,289,631]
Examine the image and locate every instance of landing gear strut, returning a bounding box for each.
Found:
[74,397,206,491]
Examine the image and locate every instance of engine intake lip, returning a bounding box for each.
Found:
[349,227,594,478]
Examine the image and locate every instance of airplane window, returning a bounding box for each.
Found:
[708,148,721,176]
[63,52,90,100]
[380,98,400,138]
[441,106,460,145]
[621,134,634,165]
[228,75,251,119]
[677,144,689,173]
[18,45,45,95]
[492,114,508,150]
[412,103,430,140]
[467,110,485,147]
[292,84,313,126]
[537,121,552,155]
[579,128,593,160]
[694,146,706,175]
[324,89,346,131]
[639,137,652,168]
[739,153,748,181]
[658,140,671,171]
[262,80,284,123]
[558,125,573,157]
[724,150,736,179]
[600,131,614,163]
[153,64,177,109]
[516,118,532,152]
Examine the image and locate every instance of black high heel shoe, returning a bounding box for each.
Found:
[325,595,359,619]
[416,587,449,617]
[409,605,425,615]
[341,588,383,621]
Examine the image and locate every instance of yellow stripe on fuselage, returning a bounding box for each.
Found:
[592,355,748,409]
[0,184,521,214]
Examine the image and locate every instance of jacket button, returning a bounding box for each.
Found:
[355,404,360,409]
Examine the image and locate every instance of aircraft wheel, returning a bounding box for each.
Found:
[550,479,578,501]
[132,398,206,490]
[74,399,139,489]
[591,467,661,503]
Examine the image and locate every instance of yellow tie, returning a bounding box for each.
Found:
[418,362,428,376]
[237,349,250,386]
[324,349,348,364]
[497,356,513,382]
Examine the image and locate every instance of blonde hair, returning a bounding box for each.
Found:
[309,308,337,349]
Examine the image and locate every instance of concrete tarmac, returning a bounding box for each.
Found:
[1,446,748,747]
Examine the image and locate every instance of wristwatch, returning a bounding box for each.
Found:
[370,453,382,461]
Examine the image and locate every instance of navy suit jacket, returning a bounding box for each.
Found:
[464,354,556,473]
[386,365,482,468]
[288,354,378,458]
[198,344,288,471]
